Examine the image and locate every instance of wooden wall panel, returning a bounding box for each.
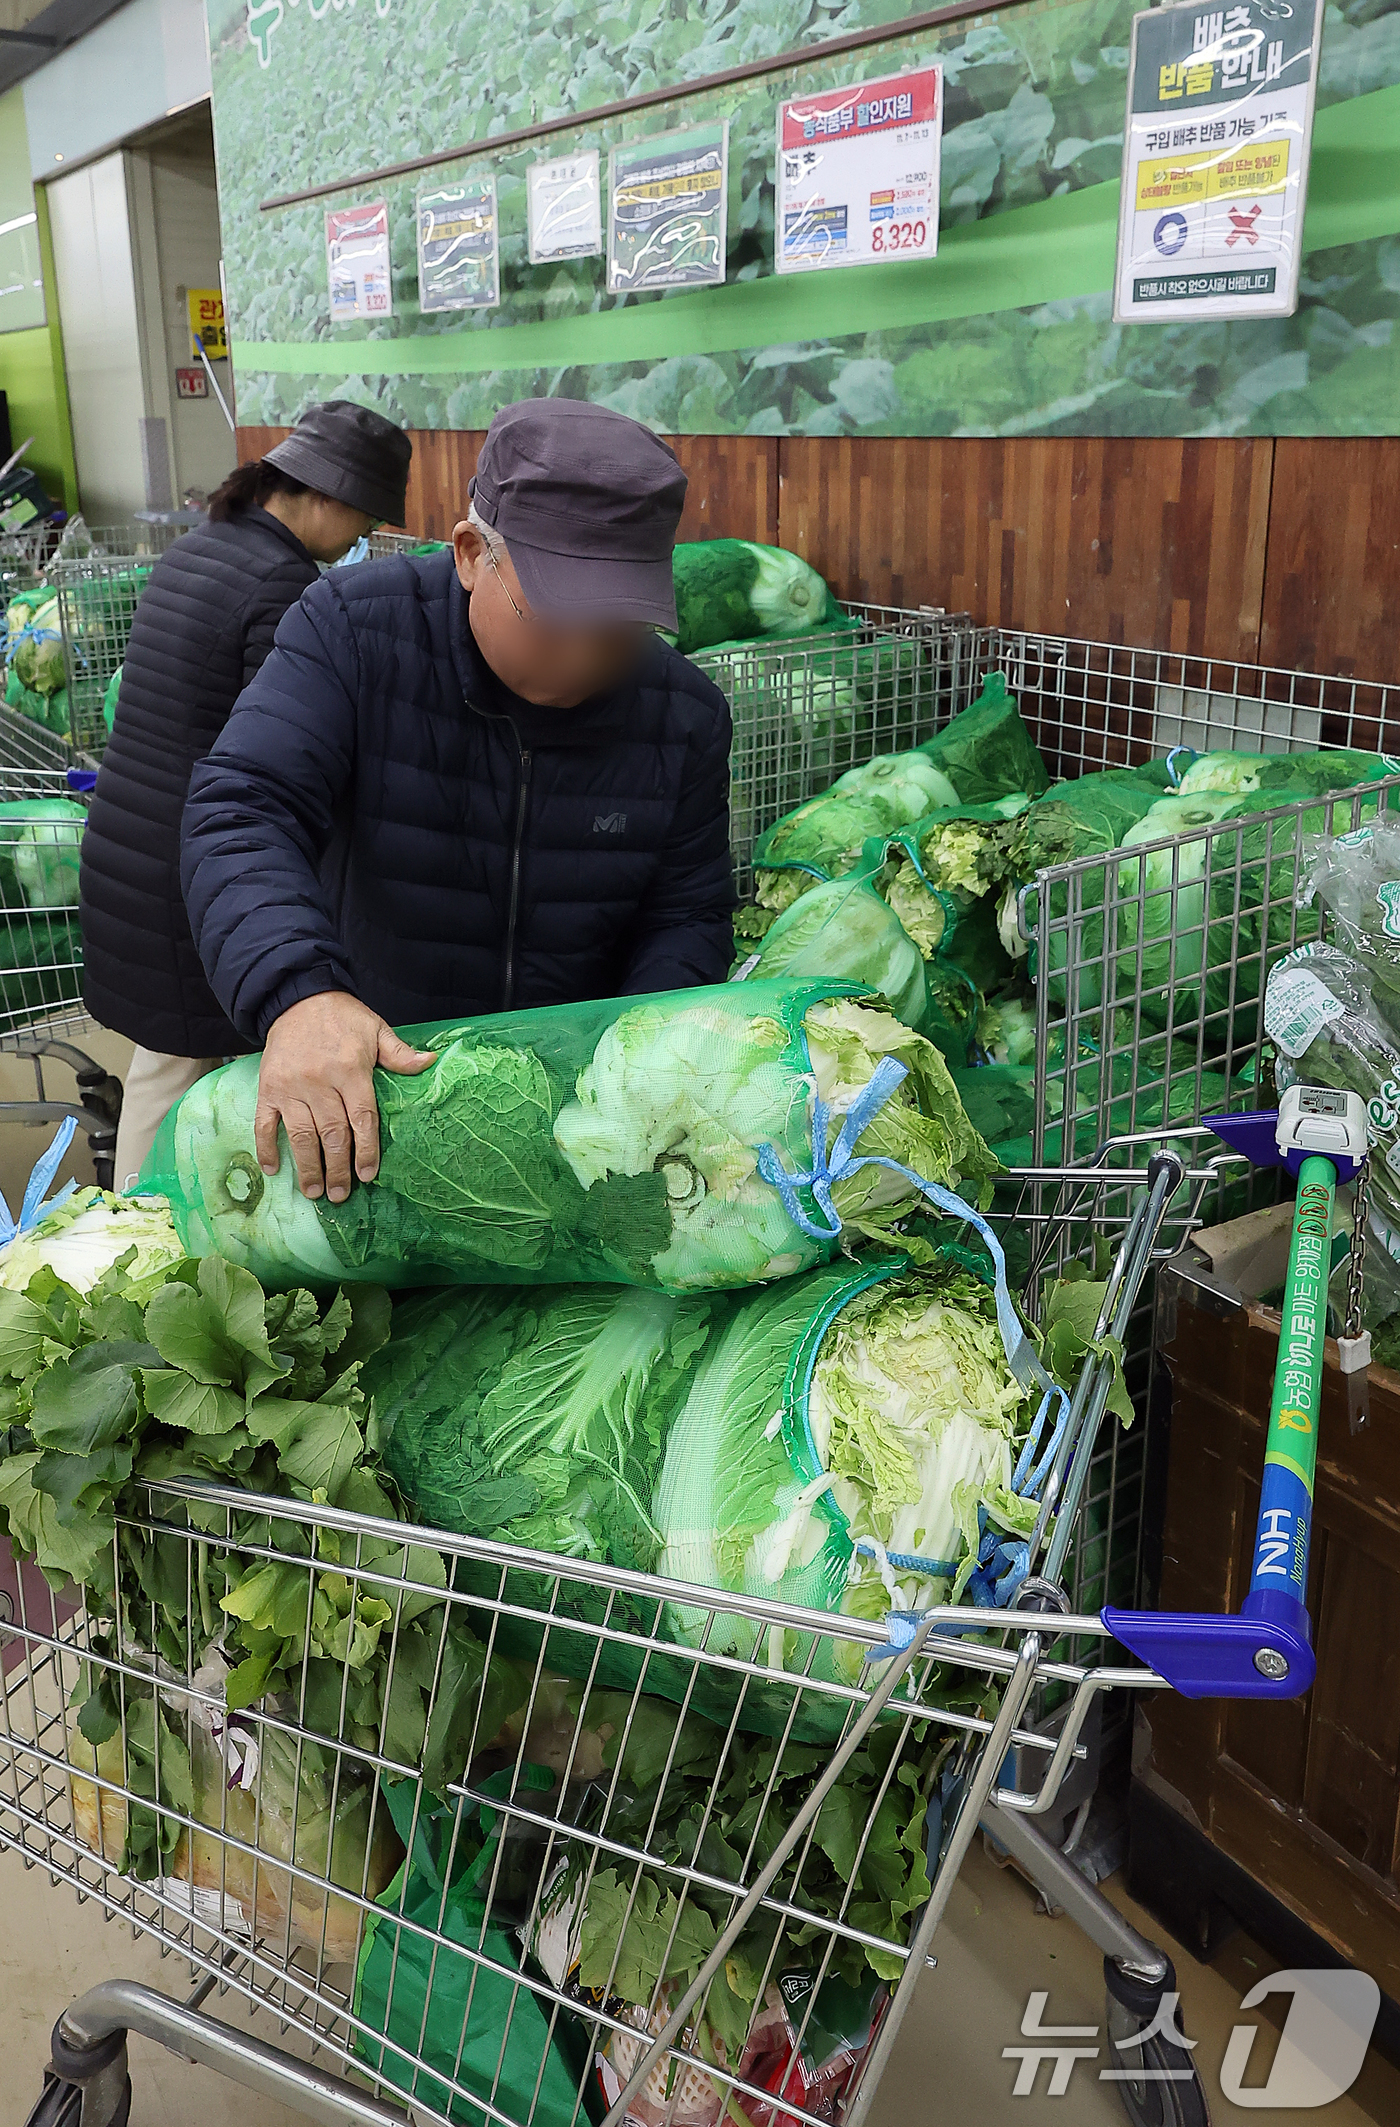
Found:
[776,435,1273,663]
[238,426,779,547]
[237,419,1400,680]
[1260,438,1400,680]
[667,435,778,544]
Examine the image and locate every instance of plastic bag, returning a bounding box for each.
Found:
[354,1770,584,2126]
[103,661,122,732]
[4,662,68,735]
[139,981,998,1297]
[752,673,1047,900]
[1267,939,1400,1241]
[372,1253,1036,1734]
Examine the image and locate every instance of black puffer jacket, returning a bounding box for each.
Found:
[79,509,320,1055]
[181,548,735,1042]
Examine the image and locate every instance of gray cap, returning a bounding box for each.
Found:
[264,400,412,524]
[471,400,687,629]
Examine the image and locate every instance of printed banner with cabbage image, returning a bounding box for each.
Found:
[213,0,1400,438]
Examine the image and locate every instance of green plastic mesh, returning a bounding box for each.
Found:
[669,538,840,655]
[371,1253,1015,1739]
[139,979,997,1297]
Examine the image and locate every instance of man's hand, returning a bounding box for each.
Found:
[256,992,434,1202]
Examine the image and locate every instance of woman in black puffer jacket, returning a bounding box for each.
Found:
[79,400,411,1185]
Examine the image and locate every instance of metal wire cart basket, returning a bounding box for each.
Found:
[2,1137,1274,2127]
[0,766,120,1184]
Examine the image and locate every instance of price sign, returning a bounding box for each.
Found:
[775,66,942,274]
[325,201,394,323]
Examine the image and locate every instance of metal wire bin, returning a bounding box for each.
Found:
[46,557,164,764]
[929,629,1400,1180]
[698,606,971,896]
[0,767,121,1179]
[4,1149,1218,2127]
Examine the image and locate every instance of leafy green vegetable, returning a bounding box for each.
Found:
[147,985,998,1299]
[732,868,941,1043]
[0,1191,184,1296]
[670,539,837,655]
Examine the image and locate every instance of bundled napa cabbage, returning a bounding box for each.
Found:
[0,797,86,910]
[730,868,943,1045]
[749,672,1048,920]
[669,539,838,655]
[10,593,64,696]
[1175,748,1396,799]
[0,1188,184,1295]
[374,1254,1036,1730]
[141,981,998,1297]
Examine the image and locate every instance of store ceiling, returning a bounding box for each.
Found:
[0,0,129,99]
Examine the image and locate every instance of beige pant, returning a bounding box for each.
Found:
[114,1047,223,1193]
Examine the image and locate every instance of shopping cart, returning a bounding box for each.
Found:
[0,767,121,1186]
[3,1126,1315,2127]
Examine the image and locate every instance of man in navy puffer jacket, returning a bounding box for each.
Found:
[182,399,734,1211]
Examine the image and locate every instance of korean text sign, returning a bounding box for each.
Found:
[776,66,942,274]
[325,201,393,323]
[1114,0,1323,323]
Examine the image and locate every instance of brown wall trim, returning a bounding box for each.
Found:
[259,0,1020,212]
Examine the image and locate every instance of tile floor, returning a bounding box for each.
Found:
[2,1831,1397,2125]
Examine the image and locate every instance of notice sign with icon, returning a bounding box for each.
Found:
[775,66,942,274]
[1114,0,1322,324]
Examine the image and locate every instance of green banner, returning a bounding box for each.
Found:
[212,0,1400,436]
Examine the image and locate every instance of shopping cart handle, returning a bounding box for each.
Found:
[1104,1138,1347,1703]
[1101,1595,1314,1699]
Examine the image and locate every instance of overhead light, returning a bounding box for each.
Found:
[53,153,63,163]
[0,212,36,238]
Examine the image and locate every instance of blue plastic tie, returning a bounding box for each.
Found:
[0,1116,78,1248]
[759,1062,1070,1639]
[1165,745,1198,788]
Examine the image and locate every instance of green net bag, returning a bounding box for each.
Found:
[879,795,1033,958]
[372,1251,1046,1740]
[140,980,998,1297]
[728,864,962,1053]
[10,594,64,696]
[103,663,122,733]
[0,798,86,910]
[1110,777,1392,1037]
[751,672,1047,910]
[670,539,839,655]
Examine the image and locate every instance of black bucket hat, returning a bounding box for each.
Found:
[265,400,412,524]
[470,400,687,629]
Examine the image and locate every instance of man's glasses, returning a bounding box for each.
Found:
[485,540,535,626]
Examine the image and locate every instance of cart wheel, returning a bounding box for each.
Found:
[1105,1964,1211,2127]
[24,2069,131,2126]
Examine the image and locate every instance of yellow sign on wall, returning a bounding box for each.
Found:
[187,288,227,360]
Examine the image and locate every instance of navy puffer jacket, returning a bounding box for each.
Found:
[79,508,320,1055]
[181,548,735,1042]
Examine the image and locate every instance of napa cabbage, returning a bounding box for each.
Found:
[734,873,933,1036]
[0,1189,184,1296]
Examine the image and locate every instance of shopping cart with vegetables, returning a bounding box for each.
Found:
[0,766,120,1186]
[0,1109,1319,2127]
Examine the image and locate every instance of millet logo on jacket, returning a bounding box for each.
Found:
[593,812,627,833]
